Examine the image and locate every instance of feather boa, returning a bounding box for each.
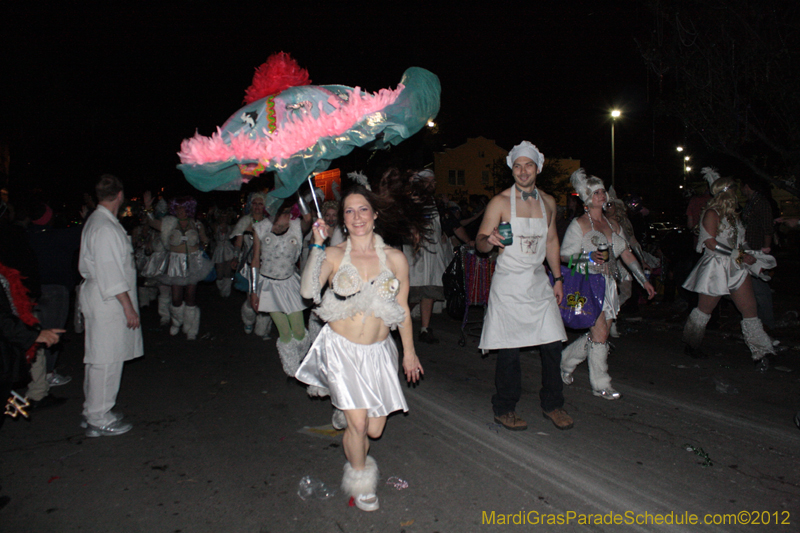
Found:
[243,52,311,104]
[178,85,404,166]
[0,262,40,362]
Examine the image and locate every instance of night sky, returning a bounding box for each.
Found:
[2,1,683,210]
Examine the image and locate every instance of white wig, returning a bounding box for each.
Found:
[569,168,605,204]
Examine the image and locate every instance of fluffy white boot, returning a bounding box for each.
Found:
[331,408,347,430]
[138,287,157,307]
[157,294,171,326]
[254,314,273,339]
[216,277,232,298]
[741,317,775,361]
[184,306,200,340]
[276,337,302,376]
[560,333,589,383]
[306,385,330,397]
[169,303,185,336]
[342,456,379,511]
[587,337,615,396]
[683,308,711,351]
[241,300,256,334]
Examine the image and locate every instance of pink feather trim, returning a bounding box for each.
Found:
[179,85,404,166]
[243,52,311,104]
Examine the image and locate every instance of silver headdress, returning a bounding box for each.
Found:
[347,171,371,191]
[701,167,721,189]
[569,168,605,204]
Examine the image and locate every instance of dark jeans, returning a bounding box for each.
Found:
[492,341,564,416]
[36,285,69,373]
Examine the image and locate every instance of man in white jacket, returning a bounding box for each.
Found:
[78,174,144,437]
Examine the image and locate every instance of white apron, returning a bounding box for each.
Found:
[479,190,566,350]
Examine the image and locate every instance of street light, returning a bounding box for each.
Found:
[611,110,621,188]
[676,147,690,187]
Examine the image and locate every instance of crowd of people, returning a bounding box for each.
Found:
[1,142,794,512]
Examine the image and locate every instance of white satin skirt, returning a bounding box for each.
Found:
[159,250,214,286]
[295,325,409,418]
[255,272,307,314]
[683,251,747,296]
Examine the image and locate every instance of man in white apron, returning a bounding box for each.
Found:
[79,175,144,437]
[476,142,572,431]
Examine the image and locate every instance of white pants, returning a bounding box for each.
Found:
[83,361,124,427]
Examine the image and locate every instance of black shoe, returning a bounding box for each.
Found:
[28,395,67,411]
[0,495,10,511]
[754,357,770,372]
[419,329,440,344]
[684,344,707,359]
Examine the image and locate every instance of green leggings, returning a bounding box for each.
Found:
[271,311,305,343]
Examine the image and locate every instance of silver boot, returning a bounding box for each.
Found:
[741,317,775,371]
[683,308,711,358]
[169,303,185,336]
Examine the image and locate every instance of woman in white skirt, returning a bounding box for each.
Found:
[559,170,655,400]
[297,183,425,511]
[249,202,311,374]
[682,168,775,369]
[209,208,237,298]
[144,193,213,340]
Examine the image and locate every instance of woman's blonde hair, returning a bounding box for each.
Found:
[704,176,737,220]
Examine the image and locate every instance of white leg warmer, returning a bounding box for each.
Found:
[241,300,256,333]
[254,313,273,338]
[741,317,775,361]
[157,294,171,326]
[683,308,710,350]
[169,303,185,336]
[138,287,156,307]
[341,456,379,498]
[184,306,200,340]
[276,337,302,377]
[560,333,589,376]
[587,337,612,391]
[331,408,347,430]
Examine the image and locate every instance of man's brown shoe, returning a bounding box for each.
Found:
[494,412,528,431]
[543,408,574,430]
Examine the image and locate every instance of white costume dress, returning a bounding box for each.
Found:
[403,208,452,299]
[79,205,144,426]
[253,217,306,314]
[559,215,631,395]
[211,225,237,263]
[479,191,566,350]
[560,217,630,320]
[158,216,213,286]
[295,235,408,417]
[682,213,748,295]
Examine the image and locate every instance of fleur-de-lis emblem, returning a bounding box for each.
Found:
[566,291,587,310]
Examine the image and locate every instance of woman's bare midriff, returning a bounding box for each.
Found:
[329,313,391,345]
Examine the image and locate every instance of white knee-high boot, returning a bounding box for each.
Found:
[683,308,711,356]
[741,317,775,366]
[254,314,273,339]
[587,337,618,398]
[138,287,156,307]
[342,456,379,511]
[184,305,200,340]
[560,333,590,384]
[241,300,256,334]
[169,303,185,336]
[157,294,171,326]
[276,338,301,376]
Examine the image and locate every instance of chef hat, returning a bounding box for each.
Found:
[506,141,544,171]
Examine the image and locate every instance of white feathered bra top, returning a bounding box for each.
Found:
[316,234,406,329]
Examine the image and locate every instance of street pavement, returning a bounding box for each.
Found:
[2,259,800,532]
